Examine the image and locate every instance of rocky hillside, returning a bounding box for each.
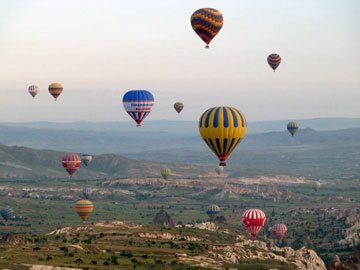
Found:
[0,220,326,270]
[0,144,207,179]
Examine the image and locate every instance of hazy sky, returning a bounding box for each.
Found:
[0,0,359,122]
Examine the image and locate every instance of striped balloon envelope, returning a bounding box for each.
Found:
[28,85,39,98]
[199,106,247,166]
[191,8,223,48]
[82,187,92,199]
[272,223,288,241]
[81,154,93,166]
[123,90,154,127]
[62,153,81,178]
[287,122,299,136]
[174,102,184,114]
[0,206,13,221]
[242,209,266,237]
[267,54,281,71]
[161,168,171,180]
[75,200,93,222]
[206,204,220,221]
[48,83,63,101]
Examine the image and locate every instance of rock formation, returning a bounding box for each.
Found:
[152,209,174,227]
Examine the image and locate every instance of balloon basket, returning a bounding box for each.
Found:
[205,45,209,49]
[219,162,226,166]
[136,124,141,127]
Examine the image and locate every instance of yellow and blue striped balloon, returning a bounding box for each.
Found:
[206,204,220,221]
[161,168,171,180]
[48,83,63,101]
[267,54,281,71]
[287,122,299,136]
[199,106,247,166]
[75,200,94,223]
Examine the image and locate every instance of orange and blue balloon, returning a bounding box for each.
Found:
[75,200,94,222]
[191,8,223,48]
[48,83,63,101]
[267,54,281,71]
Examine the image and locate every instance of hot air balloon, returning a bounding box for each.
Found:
[48,83,63,101]
[199,106,247,166]
[123,90,154,127]
[28,85,39,99]
[242,209,266,238]
[287,122,299,136]
[206,204,220,222]
[81,154,93,166]
[62,153,81,178]
[215,166,223,175]
[1,206,13,221]
[161,168,171,180]
[174,102,184,114]
[82,187,92,199]
[267,54,281,71]
[191,8,223,48]
[272,223,287,241]
[313,181,321,192]
[75,200,93,223]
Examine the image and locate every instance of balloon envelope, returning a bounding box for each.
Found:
[215,166,223,175]
[1,206,13,221]
[62,153,81,178]
[161,168,171,180]
[82,187,92,199]
[199,106,247,166]
[191,8,223,48]
[75,200,94,222]
[313,181,321,192]
[272,223,288,240]
[81,154,93,166]
[242,209,266,237]
[267,54,281,71]
[28,85,39,98]
[206,204,220,221]
[123,90,154,127]
[287,122,299,136]
[174,102,184,114]
[48,83,63,101]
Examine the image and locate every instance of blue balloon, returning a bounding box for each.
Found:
[82,187,92,199]
[123,90,154,127]
[1,206,13,221]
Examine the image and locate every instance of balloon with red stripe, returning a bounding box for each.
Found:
[242,209,266,237]
[62,153,81,178]
[272,223,288,241]
[75,200,93,222]
[28,85,39,99]
[123,90,154,127]
[174,102,184,114]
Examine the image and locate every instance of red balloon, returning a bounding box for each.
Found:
[272,223,287,240]
[242,209,266,237]
[62,153,81,178]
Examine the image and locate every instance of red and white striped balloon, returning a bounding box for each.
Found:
[272,223,287,240]
[242,209,266,237]
[62,153,81,178]
[28,85,39,98]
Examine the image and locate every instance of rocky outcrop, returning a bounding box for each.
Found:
[152,209,174,227]
[0,233,29,246]
[25,265,82,270]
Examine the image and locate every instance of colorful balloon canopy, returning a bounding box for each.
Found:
[174,102,184,114]
[206,204,220,221]
[75,200,93,222]
[287,122,299,136]
[215,166,223,175]
[313,181,321,192]
[62,153,81,178]
[272,223,288,241]
[191,8,223,48]
[82,187,92,199]
[81,154,93,166]
[1,206,14,221]
[28,85,39,99]
[123,90,154,127]
[48,83,63,101]
[199,106,247,166]
[161,168,171,180]
[242,209,266,238]
[267,54,281,71]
